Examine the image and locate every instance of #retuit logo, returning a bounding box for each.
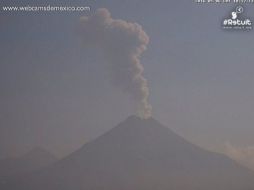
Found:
[222,6,252,30]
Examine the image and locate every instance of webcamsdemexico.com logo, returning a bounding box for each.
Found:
[222,6,252,30]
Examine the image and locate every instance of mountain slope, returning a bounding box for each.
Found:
[1,116,254,190]
[0,147,57,178]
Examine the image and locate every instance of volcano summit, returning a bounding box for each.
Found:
[1,116,254,190]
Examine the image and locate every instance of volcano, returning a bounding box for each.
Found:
[1,116,254,190]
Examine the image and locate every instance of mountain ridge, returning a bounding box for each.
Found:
[1,116,254,190]
[0,147,57,178]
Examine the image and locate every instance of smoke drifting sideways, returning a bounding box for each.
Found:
[79,8,152,119]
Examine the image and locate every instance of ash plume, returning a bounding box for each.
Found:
[79,8,152,118]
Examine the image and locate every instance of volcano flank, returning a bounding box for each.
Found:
[1,116,254,190]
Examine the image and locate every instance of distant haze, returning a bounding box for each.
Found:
[0,0,254,171]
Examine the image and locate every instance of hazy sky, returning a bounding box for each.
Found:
[0,0,254,168]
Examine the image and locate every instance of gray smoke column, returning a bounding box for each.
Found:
[79,8,152,118]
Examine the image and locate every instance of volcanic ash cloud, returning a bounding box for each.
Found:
[79,8,152,119]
